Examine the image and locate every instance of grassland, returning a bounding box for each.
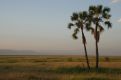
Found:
[0,55,121,80]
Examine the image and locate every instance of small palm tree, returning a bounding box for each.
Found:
[87,5,112,69]
[68,11,90,69]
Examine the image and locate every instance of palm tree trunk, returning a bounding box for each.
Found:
[83,43,90,69]
[95,24,99,69]
[96,40,99,69]
[82,31,90,69]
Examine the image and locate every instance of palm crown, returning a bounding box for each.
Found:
[68,11,89,44]
[87,5,112,42]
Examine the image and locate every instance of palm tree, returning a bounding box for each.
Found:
[68,11,90,69]
[87,5,112,69]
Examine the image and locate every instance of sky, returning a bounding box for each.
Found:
[0,0,121,55]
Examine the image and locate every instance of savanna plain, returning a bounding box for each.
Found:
[0,55,121,80]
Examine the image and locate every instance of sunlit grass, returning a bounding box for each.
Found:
[0,55,121,80]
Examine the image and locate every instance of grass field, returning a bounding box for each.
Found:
[0,55,121,80]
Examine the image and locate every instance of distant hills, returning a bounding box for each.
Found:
[0,49,120,56]
[0,49,37,55]
[0,49,81,55]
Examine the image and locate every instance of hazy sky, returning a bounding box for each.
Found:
[0,0,121,55]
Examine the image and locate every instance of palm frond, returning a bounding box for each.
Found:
[79,11,88,20]
[75,21,83,29]
[71,13,78,21]
[72,32,78,39]
[68,23,74,29]
[103,7,110,13]
[89,5,96,15]
[97,5,103,14]
[104,21,112,28]
[85,23,91,31]
[82,11,88,20]
[85,23,94,34]
[74,28,79,33]
[72,28,79,39]
[89,5,96,11]
[102,13,111,19]
[79,12,83,20]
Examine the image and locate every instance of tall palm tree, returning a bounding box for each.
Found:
[68,11,90,69]
[87,5,112,69]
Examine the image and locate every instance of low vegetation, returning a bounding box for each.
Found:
[0,55,121,80]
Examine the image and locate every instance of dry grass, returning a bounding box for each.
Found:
[0,55,121,80]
